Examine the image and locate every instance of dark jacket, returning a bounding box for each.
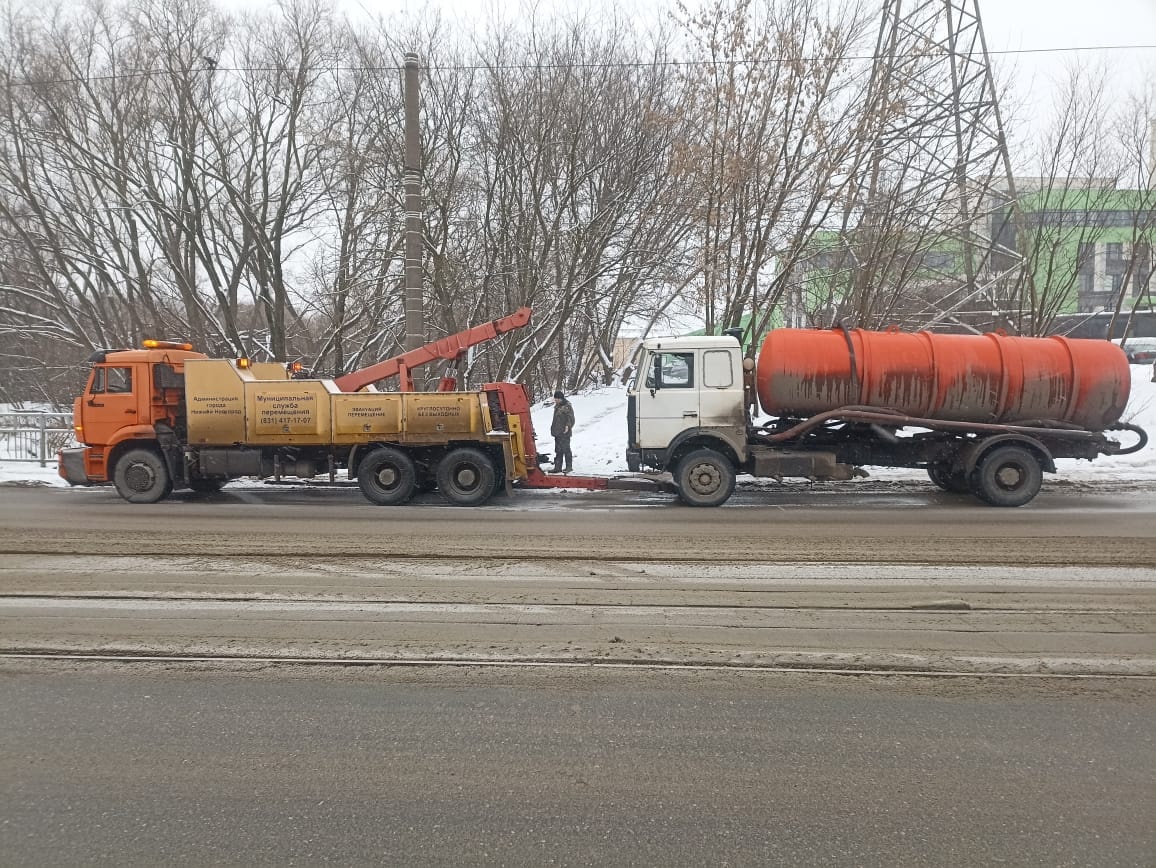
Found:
[551,399,575,437]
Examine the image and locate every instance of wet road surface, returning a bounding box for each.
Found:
[2,484,1153,865]
[1,485,1153,673]
[1,664,1152,867]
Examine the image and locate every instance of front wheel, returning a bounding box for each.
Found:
[358,446,417,505]
[971,445,1043,507]
[437,448,498,506]
[674,449,736,507]
[113,448,173,504]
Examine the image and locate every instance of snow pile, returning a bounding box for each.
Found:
[1061,366,1156,481]
[0,460,64,486]
[530,391,633,474]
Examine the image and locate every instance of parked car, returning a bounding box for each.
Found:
[1111,337,1156,364]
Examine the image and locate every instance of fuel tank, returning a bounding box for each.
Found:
[755,327,1131,431]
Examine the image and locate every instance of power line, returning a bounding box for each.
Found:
[3,43,1154,89]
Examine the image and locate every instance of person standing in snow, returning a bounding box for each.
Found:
[550,390,574,473]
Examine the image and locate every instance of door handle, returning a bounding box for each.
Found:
[125,409,136,414]
[683,411,698,417]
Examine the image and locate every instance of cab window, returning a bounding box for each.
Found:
[92,367,133,394]
[703,350,733,388]
[645,352,694,389]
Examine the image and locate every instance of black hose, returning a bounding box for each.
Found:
[1104,422,1148,455]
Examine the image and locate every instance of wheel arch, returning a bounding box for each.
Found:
[665,429,742,471]
[107,436,163,475]
[962,434,1056,477]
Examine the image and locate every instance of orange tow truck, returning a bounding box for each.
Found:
[59,311,608,505]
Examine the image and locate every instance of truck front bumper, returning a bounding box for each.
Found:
[58,447,91,485]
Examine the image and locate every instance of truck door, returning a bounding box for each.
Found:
[698,348,744,432]
[81,364,140,446]
[636,349,698,449]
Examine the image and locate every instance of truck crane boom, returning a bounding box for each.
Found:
[332,307,533,393]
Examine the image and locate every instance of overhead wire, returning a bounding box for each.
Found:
[1,42,1153,88]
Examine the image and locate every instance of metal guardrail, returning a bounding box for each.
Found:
[0,411,75,467]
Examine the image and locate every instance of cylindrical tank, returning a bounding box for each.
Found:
[756,327,1130,431]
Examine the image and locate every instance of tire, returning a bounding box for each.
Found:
[437,448,498,507]
[927,462,969,493]
[675,448,736,507]
[970,445,1043,507]
[113,447,173,504]
[188,477,226,494]
[357,446,417,505]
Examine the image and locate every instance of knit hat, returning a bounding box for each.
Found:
[553,390,564,399]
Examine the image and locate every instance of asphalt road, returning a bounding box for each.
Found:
[1,664,1152,867]
[1,484,1154,865]
[1,484,1154,673]
[4,480,1156,564]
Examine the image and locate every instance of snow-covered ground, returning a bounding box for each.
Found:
[4,367,1154,486]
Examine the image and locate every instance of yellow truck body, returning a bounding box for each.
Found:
[183,358,504,451]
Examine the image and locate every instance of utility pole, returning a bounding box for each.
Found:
[403,52,425,352]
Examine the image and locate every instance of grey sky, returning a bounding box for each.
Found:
[229,0,1156,96]
[222,0,1155,138]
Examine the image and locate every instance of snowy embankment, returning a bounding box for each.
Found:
[4,368,1154,486]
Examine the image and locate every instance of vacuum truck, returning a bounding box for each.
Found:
[60,310,1145,508]
[627,326,1145,506]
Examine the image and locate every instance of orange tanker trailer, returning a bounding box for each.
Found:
[756,328,1129,430]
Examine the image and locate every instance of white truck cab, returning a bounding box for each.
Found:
[626,336,750,497]
[626,334,856,506]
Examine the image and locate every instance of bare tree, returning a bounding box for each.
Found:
[671,0,876,344]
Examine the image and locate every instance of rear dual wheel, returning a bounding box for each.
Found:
[437,448,498,507]
[358,446,417,505]
[927,462,969,494]
[358,447,501,507]
[970,445,1043,508]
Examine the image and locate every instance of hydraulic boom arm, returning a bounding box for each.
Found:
[333,307,532,393]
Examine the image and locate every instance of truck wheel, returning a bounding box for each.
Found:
[113,448,173,504]
[358,447,417,505]
[675,449,736,507]
[971,445,1043,507]
[437,448,497,506]
[927,463,969,493]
